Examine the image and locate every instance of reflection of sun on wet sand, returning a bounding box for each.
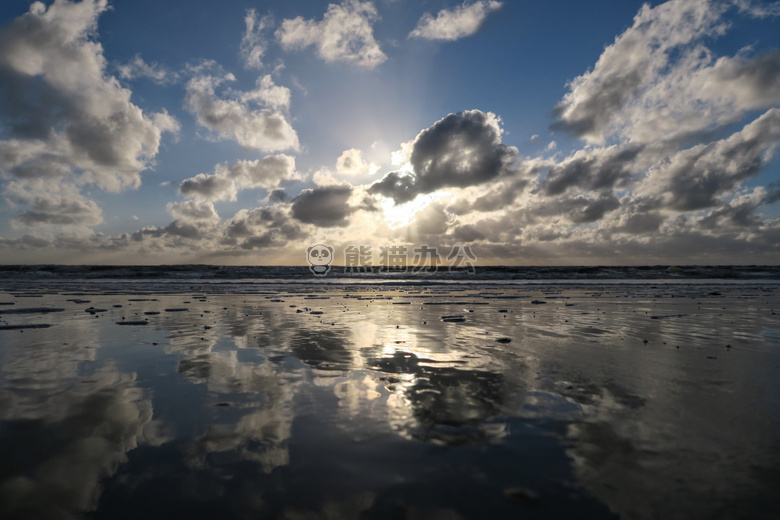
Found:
[0,282,779,519]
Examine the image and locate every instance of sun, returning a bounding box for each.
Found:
[379,191,451,229]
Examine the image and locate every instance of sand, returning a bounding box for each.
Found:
[0,281,778,519]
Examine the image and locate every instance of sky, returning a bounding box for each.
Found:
[0,0,779,266]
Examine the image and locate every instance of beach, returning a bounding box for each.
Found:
[0,279,779,519]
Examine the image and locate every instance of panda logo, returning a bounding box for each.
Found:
[307,244,333,276]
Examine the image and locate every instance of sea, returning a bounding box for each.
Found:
[1,264,779,285]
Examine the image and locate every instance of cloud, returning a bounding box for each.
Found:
[222,206,306,249]
[184,72,299,152]
[178,155,298,202]
[277,0,386,68]
[166,200,220,223]
[551,0,728,142]
[291,184,355,227]
[240,9,272,69]
[13,193,103,227]
[638,108,780,211]
[541,144,644,196]
[370,110,519,203]
[409,1,502,41]
[336,148,379,175]
[116,54,177,84]
[239,74,292,111]
[228,154,298,189]
[552,0,780,146]
[369,171,419,203]
[267,188,289,203]
[733,0,780,17]
[0,0,178,229]
[179,172,238,202]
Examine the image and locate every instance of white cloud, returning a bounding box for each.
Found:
[167,200,220,223]
[553,0,780,147]
[184,72,299,152]
[178,154,298,202]
[409,1,502,41]
[225,154,298,189]
[0,0,178,229]
[552,0,729,143]
[336,148,379,175]
[240,74,292,111]
[732,0,780,17]
[277,0,386,68]
[240,9,272,69]
[116,54,177,84]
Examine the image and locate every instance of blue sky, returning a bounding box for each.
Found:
[0,0,779,265]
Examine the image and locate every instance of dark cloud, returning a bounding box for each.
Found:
[611,211,665,234]
[541,145,643,196]
[13,196,103,227]
[368,172,420,204]
[411,110,518,191]
[447,177,533,215]
[698,188,771,231]
[368,171,419,204]
[163,220,206,240]
[291,184,354,227]
[0,234,52,249]
[179,173,237,202]
[268,189,289,203]
[640,108,780,211]
[371,110,519,204]
[452,225,486,242]
[566,194,621,224]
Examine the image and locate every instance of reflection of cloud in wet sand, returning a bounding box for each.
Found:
[561,380,780,520]
[168,335,301,475]
[370,351,508,445]
[0,367,167,520]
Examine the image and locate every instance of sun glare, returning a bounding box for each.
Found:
[379,191,451,229]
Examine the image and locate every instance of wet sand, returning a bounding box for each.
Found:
[0,282,779,519]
